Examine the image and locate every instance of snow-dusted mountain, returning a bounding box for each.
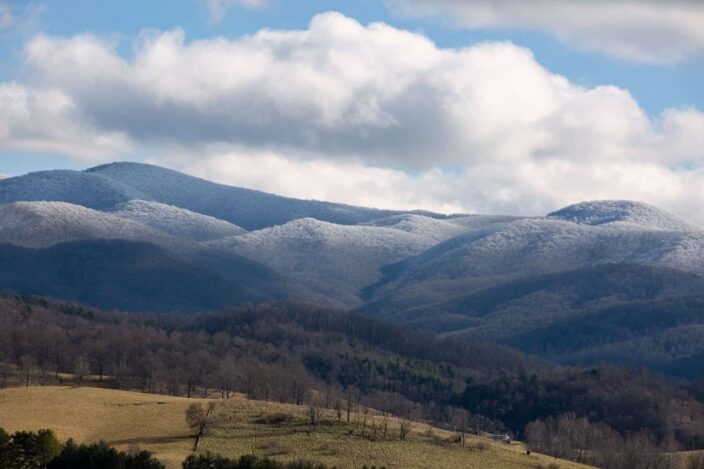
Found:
[0,162,436,230]
[87,162,424,230]
[363,201,704,315]
[112,200,246,242]
[548,200,699,232]
[3,163,704,376]
[361,213,521,243]
[2,161,704,331]
[208,217,435,307]
[0,201,176,248]
[0,170,148,210]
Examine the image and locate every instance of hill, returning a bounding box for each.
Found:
[0,201,178,248]
[208,217,436,307]
[86,162,423,230]
[0,386,592,469]
[5,163,704,380]
[548,200,698,231]
[0,386,205,468]
[0,169,147,210]
[0,240,288,312]
[3,294,703,453]
[361,263,704,377]
[0,162,450,231]
[362,205,704,316]
[112,200,247,242]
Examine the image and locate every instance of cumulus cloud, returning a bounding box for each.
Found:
[0,82,131,159]
[386,0,704,63]
[1,12,703,221]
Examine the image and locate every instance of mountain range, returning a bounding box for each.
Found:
[2,162,704,377]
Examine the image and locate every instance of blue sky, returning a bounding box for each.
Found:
[0,0,702,220]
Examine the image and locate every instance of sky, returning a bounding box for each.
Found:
[0,0,703,220]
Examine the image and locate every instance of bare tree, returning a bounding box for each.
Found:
[308,397,324,431]
[452,408,471,446]
[19,354,36,387]
[73,355,91,384]
[399,417,411,440]
[185,402,217,451]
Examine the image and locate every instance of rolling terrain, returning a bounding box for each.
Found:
[0,386,592,469]
[2,162,704,377]
[0,240,289,312]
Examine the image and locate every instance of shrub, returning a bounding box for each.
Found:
[254,412,295,425]
[182,453,329,469]
[48,440,164,469]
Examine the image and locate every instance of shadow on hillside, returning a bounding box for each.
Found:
[106,435,193,446]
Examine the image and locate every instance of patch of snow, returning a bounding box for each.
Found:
[548,200,699,232]
[207,217,434,305]
[113,200,246,242]
[0,169,148,210]
[379,216,704,301]
[0,201,180,248]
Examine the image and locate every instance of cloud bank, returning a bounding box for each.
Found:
[1,13,703,221]
[387,0,704,63]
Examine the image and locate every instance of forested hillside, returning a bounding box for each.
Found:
[2,294,704,454]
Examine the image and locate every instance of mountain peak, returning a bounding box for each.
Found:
[548,200,697,232]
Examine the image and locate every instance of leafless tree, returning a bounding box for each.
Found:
[452,408,471,446]
[399,418,411,440]
[185,402,217,451]
[308,397,324,431]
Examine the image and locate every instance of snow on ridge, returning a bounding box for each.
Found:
[0,201,177,248]
[548,200,698,232]
[113,200,246,242]
[362,213,521,243]
[207,217,435,305]
[384,216,704,296]
[0,169,149,210]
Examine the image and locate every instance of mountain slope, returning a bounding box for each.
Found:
[112,200,246,241]
[0,201,177,248]
[549,200,698,231]
[388,263,704,335]
[361,213,521,242]
[208,217,435,307]
[87,162,425,230]
[503,292,704,376]
[0,240,288,312]
[0,170,147,210]
[362,205,704,316]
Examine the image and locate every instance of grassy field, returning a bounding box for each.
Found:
[0,386,207,468]
[0,386,591,469]
[200,397,593,469]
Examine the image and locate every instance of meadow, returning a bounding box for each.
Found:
[0,385,592,469]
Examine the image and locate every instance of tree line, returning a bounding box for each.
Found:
[2,294,704,453]
[0,427,343,469]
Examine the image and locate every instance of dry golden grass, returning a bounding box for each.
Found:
[0,386,208,468]
[0,386,593,469]
[200,396,594,469]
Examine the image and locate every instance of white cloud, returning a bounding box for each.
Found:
[0,82,131,160]
[386,0,704,63]
[204,0,269,24]
[1,12,704,222]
